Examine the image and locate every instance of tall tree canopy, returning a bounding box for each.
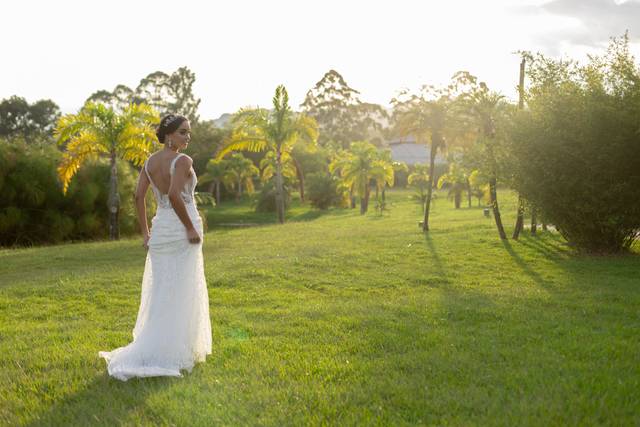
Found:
[301,70,387,149]
[0,96,60,142]
[86,66,201,121]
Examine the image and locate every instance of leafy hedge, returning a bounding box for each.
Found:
[0,140,143,246]
[509,35,640,253]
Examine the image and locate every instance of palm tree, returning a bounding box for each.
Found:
[370,158,395,212]
[455,75,510,240]
[55,102,158,240]
[468,169,489,206]
[199,158,229,205]
[408,164,431,212]
[259,151,297,184]
[437,162,468,209]
[392,86,458,231]
[376,150,406,205]
[218,85,318,223]
[329,149,357,208]
[289,139,318,202]
[223,153,258,201]
[339,141,381,215]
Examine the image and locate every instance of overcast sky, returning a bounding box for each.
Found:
[3,0,639,120]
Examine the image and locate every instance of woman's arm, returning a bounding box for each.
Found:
[169,156,201,244]
[135,167,151,248]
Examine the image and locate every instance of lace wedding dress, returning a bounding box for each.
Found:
[99,153,212,381]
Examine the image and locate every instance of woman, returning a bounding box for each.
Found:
[99,114,212,381]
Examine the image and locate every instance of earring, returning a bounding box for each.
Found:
[167,139,173,149]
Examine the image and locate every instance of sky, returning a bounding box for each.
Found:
[3,0,640,120]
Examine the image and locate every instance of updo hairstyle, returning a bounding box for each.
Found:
[156,114,188,144]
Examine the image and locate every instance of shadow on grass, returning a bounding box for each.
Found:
[515,233,572,261]
[207,206,353,229]
[24,371,184,426]
[288,207,352,222]
[424,234,446,276]
[501,239,555,290]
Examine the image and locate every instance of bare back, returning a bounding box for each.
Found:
[145,152,192,194]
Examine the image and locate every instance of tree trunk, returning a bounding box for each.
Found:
[360,183,370,215]
[512,195,525,239]
[293,158,305,202]
[531,207,538,236]
[466,177,472,207]
[108,150,120,240]
[275,148,285,224]
[489,176,507,240]
[454,190,461,209]
[512,58,526,240]
[350,184,356,209]
[215,181,221,206]
[422,136,438,232]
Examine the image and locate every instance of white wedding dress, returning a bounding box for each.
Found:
[99,153,212,381]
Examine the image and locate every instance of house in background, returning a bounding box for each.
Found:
[387,136,447,166]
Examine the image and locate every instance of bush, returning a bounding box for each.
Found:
[0,139,140,246]
[509,35,640,253]
[305,172,344,210]
[255,180,291,213]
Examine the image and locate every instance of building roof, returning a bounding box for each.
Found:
[388,141,446,166]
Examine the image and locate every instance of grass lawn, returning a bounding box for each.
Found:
[1,189,638,426]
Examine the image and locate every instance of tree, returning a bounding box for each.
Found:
[437,162,468,209]
[374,149,403,208]
[328,149,357,209]
[86,67,201,121]
[468,169,489,206]
[301,70,387,149]
[0,96,60,142]
[512,57,527,240]
[55,102,159,240]
[222,153,258,201]
[86,85,135,112]
[338,141,393,215]
[188,120,228,175]
[454,72,511,240]
[218,85,318,223]
[288,139,319,202]
[509,33,640,253]
[260,151,297,185]
[408,164,431,212]
[370,157,395,213]
[392,83,460,231]
[199,158,229,205]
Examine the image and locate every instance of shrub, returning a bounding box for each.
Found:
[509,35,640,253]
[0,139,140,246]
[305,172,344,210]
[255,180,291,213]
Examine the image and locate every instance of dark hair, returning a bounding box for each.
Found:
[156,114,188,144]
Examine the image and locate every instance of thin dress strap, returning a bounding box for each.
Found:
[170,153,186,175]
[143,160,157,189]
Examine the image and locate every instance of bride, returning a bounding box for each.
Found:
[99,113,212,381]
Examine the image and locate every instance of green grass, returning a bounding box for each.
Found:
[1,189,638,426]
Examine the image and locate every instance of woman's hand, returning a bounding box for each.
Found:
[187,228,201,244]
[142,233,150,250]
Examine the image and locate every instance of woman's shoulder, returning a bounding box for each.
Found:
[174,153,194,165]
[171,153,193,172]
